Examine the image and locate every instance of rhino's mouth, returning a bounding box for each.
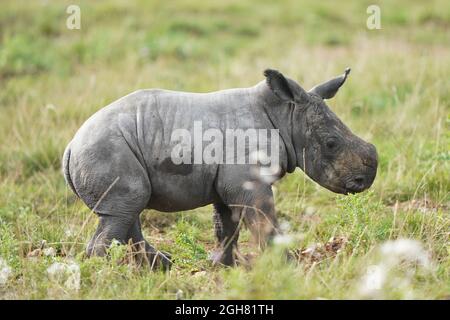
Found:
[324,183,349,195]
[320,175,372,195]
[325,184,364,195]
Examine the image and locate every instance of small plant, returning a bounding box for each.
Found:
[176,233,207,264]
[334,191,389,249]
[106,240,129,267]
[336,190,382,222]
[0,219,20,270]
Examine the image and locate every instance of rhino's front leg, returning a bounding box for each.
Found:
[238,186,279,250]
[211,202,241,266]
[219,181,280,255]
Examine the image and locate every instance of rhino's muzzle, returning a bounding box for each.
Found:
[344,145,378,194]
[344,171,376,194]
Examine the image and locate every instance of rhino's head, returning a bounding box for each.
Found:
[264,68,378,194]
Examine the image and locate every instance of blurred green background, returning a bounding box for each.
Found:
[0,0,448,299]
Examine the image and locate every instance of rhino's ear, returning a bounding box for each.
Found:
[264,69,295,102]
[309,68,351,99]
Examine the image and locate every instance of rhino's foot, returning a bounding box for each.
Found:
[130,242,172,271]
[147,250,172,271]
[209,249,237,267]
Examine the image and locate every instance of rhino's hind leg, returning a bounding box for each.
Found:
[70,141,153,264]
[127,218,172,270]
[212,202,241,266]
[86,214,135,257]
[82,173,150,260]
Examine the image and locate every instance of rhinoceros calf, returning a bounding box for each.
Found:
[62,68,377,269]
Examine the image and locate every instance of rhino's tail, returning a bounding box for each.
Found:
[62,143,79,198]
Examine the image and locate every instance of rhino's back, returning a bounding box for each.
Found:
[68,86,270,212]
[138,87,262,211]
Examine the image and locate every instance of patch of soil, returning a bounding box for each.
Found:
[25,240,65,259]
[291,236,348,265]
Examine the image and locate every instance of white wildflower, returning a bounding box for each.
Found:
[0,258,12,285]
[47,262,66,281]
[43,247,56,257]
[64,263,80,291]
[379,238,431,269]
[259,165,281,184]
[249,150,269,164]
[47,261,80,291]
[64,226,76,237]
[279,220,291,233]
[45,103,56,111]
[304,206,317,216]
[242,181,255,190]
[358,264,387,298]
[176,289,184,300]
[357,238,433,299]
[273,234,294,246]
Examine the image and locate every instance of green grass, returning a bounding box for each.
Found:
[0,0,449,299]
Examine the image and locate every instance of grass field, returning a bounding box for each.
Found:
[0,0,449,299]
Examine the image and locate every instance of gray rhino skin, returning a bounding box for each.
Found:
[63,68,377,268]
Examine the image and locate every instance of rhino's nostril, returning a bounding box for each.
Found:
[354,176,364,186]
[345,175,366,193]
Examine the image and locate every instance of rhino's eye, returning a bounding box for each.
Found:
[325,138,338,150]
